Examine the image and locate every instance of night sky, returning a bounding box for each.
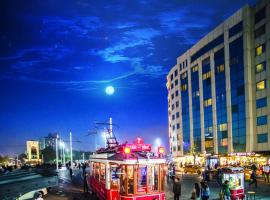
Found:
[0,0,255,156]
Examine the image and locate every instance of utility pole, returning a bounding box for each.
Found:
[16,155,18,166]
[63,144,65,164]
[56,135,59,172]
[82,152,85,163]
[70,131,73,169]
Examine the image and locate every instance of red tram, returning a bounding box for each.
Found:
[87,138,166,200]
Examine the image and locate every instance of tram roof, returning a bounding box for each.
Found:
[89,151,166,165]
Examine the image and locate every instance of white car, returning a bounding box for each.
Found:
[18,188,47,200]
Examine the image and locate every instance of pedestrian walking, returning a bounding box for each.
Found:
[69,167,73,179]
[200,181,210,200]
[173,177,181,200]
[248,170,257,188]
[83,172,89,193]
[190,182,200,200]
[263,165,270,183]
[222,180,231,200]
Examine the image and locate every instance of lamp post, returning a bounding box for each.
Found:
[60,140,65,164]
[70,131,73,169]
[55,135,59,172]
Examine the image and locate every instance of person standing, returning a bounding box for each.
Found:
[201,181,210,200]
[222,180,231,200]
[263,165,270,183]
[83,172,89,193]
[173,177,181,200]
[69,167,73,179]
[248,170,257,188]
[190,182,200,200]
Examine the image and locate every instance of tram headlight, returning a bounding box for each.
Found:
[124,147,131,154]
[158,147,165,155]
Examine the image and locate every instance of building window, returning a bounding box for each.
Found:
[175,90,179,97]
[254,25,265,38]
[229,21,243,38]
[171,83,174,90]
[256,62,265,73]
[172,115,175,120]
[216,64,225,73]
[170,74,173,81]
[204,98,212,107]
[171,93,174,100]
[175,79,178,86]
[219,123,228,131]
[255,7,266,24]
[176,101,179,107]
[174,69,178,77]
[172,125,175,131]
[181,84,187,91]
[192,65,198,72]
[202,71,211,80]
[173,146,176,152]
[257,115,267,126]
[177,123,180,129]
[256,80,266,91]
[255,44,265,56]
[181,72,187,79]
[176,112,180,118]
[256,97,267,108]
[172,104,175,110]
[257,133,268,143]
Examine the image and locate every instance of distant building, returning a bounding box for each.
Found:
[26,140,41,164]
[39,133,58,150]
[167,0,270,157]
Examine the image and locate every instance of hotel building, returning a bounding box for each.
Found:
[167,0,270,158]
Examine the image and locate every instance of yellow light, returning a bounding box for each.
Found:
[256,45,263,56]
[256,80,265,90]
[124,147,131,154]
[158,147,165,154]
[256,63,264,73]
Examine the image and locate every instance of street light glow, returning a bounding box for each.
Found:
[105,86,115,95]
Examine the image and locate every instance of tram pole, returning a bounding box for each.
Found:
[109,117,113,137]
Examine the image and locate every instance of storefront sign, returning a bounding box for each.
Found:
[228,152,255,156]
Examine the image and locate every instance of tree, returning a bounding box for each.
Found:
[18,153,27,163]
[0,155,8,165]
[41,146,55,163]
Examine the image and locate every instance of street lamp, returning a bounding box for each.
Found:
[60,141,65,164]
[55,135,59,172]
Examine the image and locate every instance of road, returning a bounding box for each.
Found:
[44,168,270,200]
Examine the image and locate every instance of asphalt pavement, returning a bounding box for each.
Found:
[44,168,270,200]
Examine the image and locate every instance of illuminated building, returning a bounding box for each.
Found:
[167,0,270,157]
[26,140,42,164]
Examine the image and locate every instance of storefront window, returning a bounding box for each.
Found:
[137,165,147,193]
[147,165,159,192]
[100,163,106,182]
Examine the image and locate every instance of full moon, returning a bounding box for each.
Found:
[105,86,115,95]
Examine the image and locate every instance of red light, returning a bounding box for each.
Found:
[158,147,165,154]
[136,137,143,144]
[124,147,131,154]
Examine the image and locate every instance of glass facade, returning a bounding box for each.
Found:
[214,48,228,153]
[191,65,201,152]
[202,57,214,153]
[180,72,190,153]
[229,36,246,152]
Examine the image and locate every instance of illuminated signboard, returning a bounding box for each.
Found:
[125,138,151,152]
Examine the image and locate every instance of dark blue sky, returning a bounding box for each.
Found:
[0,0,255,156]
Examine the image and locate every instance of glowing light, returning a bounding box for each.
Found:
[124,147,131,154]
[155,138,161,146]
[105,86,115,95]
[158,147,165,154]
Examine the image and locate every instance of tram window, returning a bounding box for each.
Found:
[120,166,127,195]
[137,165,147,193]
[100,163,106,182]
[160,165,165,191]
[111,165,120,190]
[127,166,134,194]
[94,163,100,180]
[147,165,159,192]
